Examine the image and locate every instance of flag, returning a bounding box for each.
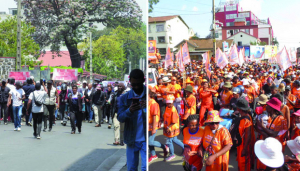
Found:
[229,44,239,65]
[165,47,173,68]
[182,42,191,64]
[215,48,228,69]
[238,48,244,66]
[202,52,211,79]
[276,46,292,72]
[178,45,185,71]
[289,47,297,63]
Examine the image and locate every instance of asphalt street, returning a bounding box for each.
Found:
[0,119,126,171]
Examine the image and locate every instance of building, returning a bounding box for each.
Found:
[214,0,274,46]
[174,38,233,61]
[148,15,194,58]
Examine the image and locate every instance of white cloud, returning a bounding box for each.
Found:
[239,0,263,16]
[182,5,187,10]
[192,6,198,12]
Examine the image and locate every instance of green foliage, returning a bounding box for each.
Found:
[149,0,160,13]
[272,37,279,47]
[40,66,84,73]
[250,41,267,46]
[0,16,40,64]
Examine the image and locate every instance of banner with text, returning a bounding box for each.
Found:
[53,68,78,81]
[250,46,265,59]
[182,42,191,64]
[265,46,277,59]
[9,72,30,82]
[148,40,157,60]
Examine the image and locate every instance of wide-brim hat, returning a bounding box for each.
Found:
[223,82,232,88]
[287,136,300,162]
[185,85,193,93]
[257,94,268,105]
[267,97,282,112]
[254,137,284,168]
[186,80,194,85]
[236,98,250,111]
[162,77,171,83]
[293,110,300,116]
[204,110,224,123]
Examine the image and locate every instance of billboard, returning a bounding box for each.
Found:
[9,72,30,82]
[238,46,250,57]
[148,40,157,60]
[53,68,78,81]
[250,46,265,59]
[265,46,277,59]
[222,41,230,55]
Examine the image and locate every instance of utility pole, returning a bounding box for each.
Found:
[17,0,22,71]
[212,0,216,59]
[89,32,93,83]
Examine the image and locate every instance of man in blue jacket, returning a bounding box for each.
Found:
[117,69,146,171]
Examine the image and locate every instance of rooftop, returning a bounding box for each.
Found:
[148,15,179,23]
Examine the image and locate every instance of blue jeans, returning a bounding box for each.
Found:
[126,141,146,171]
[55,109,58,118]
[166,136,184,156]
[13,105,23,128]
[86,103,93,121]
[148,131,165,156]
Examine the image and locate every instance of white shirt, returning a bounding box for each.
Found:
[274,78,283,86]
[29,90,47,113]
[9,88,25,106]
[87,89,92,96]
[7,84,15,91]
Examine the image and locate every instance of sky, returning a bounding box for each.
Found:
[0,0,147,22]
[150,0,300,49]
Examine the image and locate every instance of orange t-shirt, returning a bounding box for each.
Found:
[292,127,300,140]
[183,95,196,120]
[267,115,288,143]
[201,126,233,171]
[183,127,204,171]
[221,91,233,105]
[211,85,219,97]
[163,106,180,138]
[160,84,175,100]
[148,99,160,131]
[155,85,163,100]
[158,68,164,74]
[232,81,242,88]
[173,84,182,99]
[292,87,300,108]
[244,86,255,103]
[199,89,214,107]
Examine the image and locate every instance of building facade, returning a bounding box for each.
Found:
[148,15,194,57]
[214,0,273,46]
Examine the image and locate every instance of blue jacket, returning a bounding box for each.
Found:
[117,85,146,147]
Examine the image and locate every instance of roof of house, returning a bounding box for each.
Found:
[174,38,234,50]
[226,31,257,40]
[148,15,189,28]
[38,51,83,67]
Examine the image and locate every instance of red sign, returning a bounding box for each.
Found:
[53,69,78,81]
[9,72,30,82]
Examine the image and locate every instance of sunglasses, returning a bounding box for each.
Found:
[208,122,219,125]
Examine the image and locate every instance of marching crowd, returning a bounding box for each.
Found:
[148,56,300,171]
[0,76,129,144]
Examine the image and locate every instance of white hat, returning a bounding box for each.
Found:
[287,136,300,161]
[173,69,178,72]
[167,73,172,76]
[162,77,171,83]
[83,80,87,84]
[30,76,34,80]
[249,75,253,78]
[292,75,296,78]
[243,80,249,86]
[254,137,284,168]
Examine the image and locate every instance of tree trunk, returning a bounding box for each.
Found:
[65,39,81,68]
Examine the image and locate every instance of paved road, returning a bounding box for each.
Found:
[0,120,126,171]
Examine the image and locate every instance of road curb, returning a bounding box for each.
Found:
[109,153,127,171]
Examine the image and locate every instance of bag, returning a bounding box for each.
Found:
[229,115,250,148]
[202,129,219,167]
[33,92,43,107]
[183,145,198,171]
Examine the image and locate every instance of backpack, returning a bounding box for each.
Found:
[33,91,43,107]
[229,115,250,148]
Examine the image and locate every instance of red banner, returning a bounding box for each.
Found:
[53,68,78,81]
[9,72,30,82]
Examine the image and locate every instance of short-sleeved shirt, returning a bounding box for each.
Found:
[184,95,196,120]
[9,88,25,106]
[160,85,175,100]
[199,89,213,106]
[267,115,288,143]
[244,86,255,103]
[286,94,296,110]
[163,106,180,138]
[173,84,182,99]
[221,90,233,105]
[148,99,160,131]
[29,90,47,113]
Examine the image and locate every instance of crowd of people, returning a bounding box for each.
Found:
[0,76,130,144]
[148,56,300,171]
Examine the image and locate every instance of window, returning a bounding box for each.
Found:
[148,25,151,33]
[250,29,253,35]
[148,37,154,40]
[156,24,164,32]
[246,21,250,26]
[234,29,239,34]
[239,12,250,18]
[158,36,165,43]
[226,22,234,26]
[245,29,250,34]
[169,36,172,44]
[12,10,17,15]
[238,42,242,46]
[240,29,245,32]
[158,48,166,55]
[215,33,219,38]
[226,14,237,19]
[226,5,237,11]
[148,72,155,84]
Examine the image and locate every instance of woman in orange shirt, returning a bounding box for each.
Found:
[148,90,168,163]
[197,82,217,126]
[219,82,233,108]
[291,110,300,139]
[199,110,232,171]
[183,115,204,171]
[163,95,184,161]
[183,85,196,123]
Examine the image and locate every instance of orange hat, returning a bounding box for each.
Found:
[166,95,175,103]
[202,79,208,83]
[186,80,194,85]
[204,110,224,123]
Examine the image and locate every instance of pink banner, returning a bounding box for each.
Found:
[53,68,78,81]
[9,72,30,82]
[276,46,292,72]
[229,44,239,65]
[165,47,173,69]
[202,52,211,78]
[182,42,191,64]
[178,45,185,71]
[215,48,228,69]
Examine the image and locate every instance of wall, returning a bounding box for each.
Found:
[227,32,257,46]
[0,57,16,79]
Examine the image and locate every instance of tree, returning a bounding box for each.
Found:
[250,41,267,46]
[272,37,279,47]
[21,0,143,68]
[0,16,40,67]
[149,0,159,13]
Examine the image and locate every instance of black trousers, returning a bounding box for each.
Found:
[0,103,7,123]
[24,99,32,124]
[59,103,66,120]
[105,105,111,123]
[70,111,82,132]
[32,112,43,136]
[45,105,55,129]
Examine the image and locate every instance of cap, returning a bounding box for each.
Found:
[83,80,87,84]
